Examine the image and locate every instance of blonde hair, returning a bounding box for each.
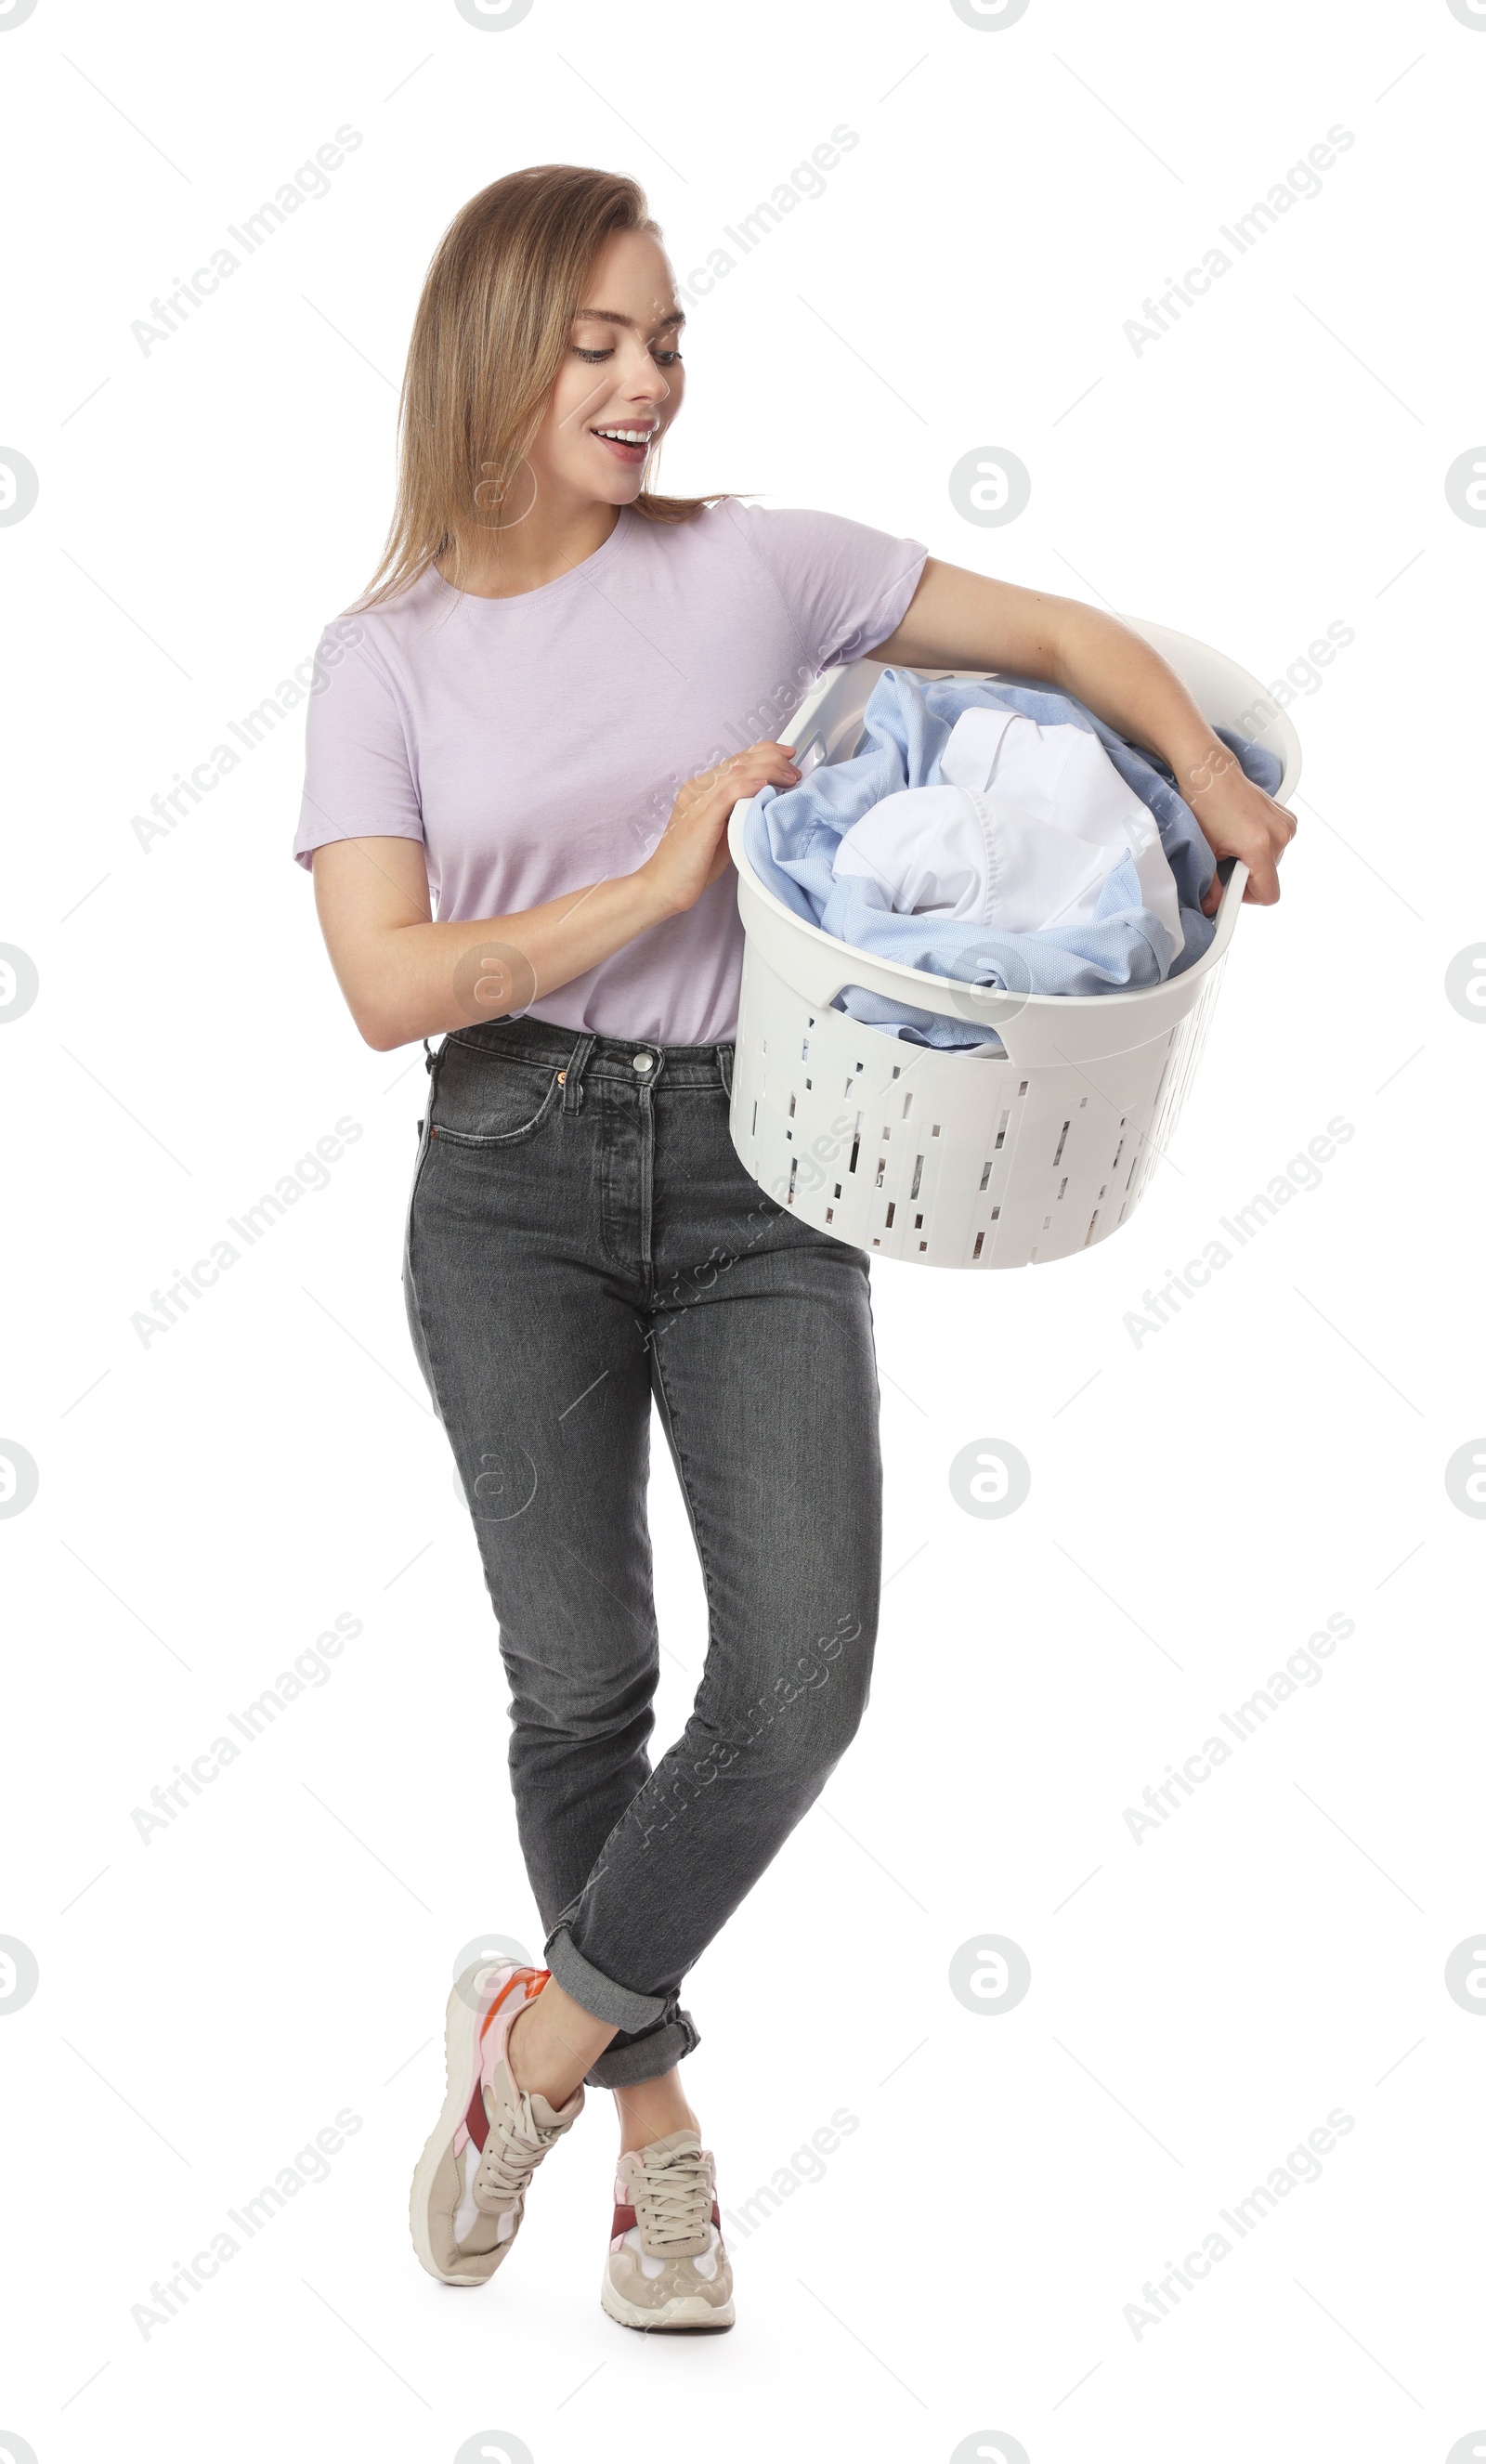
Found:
[358,164,722,608]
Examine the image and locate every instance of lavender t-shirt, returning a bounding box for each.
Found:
[293,500,927,1044]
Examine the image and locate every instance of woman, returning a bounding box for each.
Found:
[295,163,1292,2334]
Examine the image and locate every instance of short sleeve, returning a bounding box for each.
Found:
[722,502,928,675]
[293,626,425,871]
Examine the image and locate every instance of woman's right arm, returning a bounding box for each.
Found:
[312,737,800,1050]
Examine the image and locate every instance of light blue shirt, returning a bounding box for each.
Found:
[744,668,1283,1049]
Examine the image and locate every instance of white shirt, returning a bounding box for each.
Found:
[830,705,1185,958]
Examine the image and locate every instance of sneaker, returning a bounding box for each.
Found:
[601,2129,736,2332]
[410,1959,583,2287]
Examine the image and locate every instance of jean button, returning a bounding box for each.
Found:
[632,1051,655,1075]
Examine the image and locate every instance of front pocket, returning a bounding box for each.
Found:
[430,1039,564,1147]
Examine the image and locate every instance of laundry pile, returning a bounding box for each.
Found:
[742,668,1283,1049]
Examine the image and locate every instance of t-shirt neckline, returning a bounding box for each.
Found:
[431,504,634,611]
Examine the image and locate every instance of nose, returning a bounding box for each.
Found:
[621,345,671,408]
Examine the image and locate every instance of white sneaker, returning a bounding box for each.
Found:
[410,1960,582,2287]
[601,2130,735,2332]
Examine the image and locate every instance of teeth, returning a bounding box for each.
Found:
[595,428,654,445]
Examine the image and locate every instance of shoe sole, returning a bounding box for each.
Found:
[600,2274,736,2334]
[409,1966,500,2288]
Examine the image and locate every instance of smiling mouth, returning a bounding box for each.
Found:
[591,425,658,448]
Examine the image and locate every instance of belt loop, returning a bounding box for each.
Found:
[562,1032,596,1113]
[715,1043,734,1100]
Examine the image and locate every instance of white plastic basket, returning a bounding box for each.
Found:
[726,617,1301,1270]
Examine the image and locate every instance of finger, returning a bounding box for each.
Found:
[1241,847,1280,903]
[740,744,799,770]
[735,756,801,791]
[718,764,798,802]
[724,740,792,769]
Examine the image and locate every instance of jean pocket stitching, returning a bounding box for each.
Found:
[431,1067,563,1148]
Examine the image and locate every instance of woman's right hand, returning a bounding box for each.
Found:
[641,739,801,918]
[311,738,802,1050]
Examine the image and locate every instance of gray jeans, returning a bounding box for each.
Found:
[403,1017,882,2086]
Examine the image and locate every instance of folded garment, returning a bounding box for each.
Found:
[744,668,1284,1049]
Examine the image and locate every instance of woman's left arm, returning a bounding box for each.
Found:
[867,558,1296,914]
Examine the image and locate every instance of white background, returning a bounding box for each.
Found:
[3,2,1484,2459]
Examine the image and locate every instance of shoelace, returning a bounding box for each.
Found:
[475,2088,561,2209]
[632,2140,713,2253]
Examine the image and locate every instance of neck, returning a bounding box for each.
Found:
[448,489,624,600]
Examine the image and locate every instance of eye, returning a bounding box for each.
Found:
[653,348,683,366]
[574,346,614,362]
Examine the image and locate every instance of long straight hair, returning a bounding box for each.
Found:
[357,164,722,609]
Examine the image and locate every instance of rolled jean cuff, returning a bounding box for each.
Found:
[583,2013,699,2091]
[544,1924,669,2033]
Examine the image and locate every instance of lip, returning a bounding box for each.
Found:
[590,424,658,465]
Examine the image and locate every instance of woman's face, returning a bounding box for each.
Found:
[528,227,685,512]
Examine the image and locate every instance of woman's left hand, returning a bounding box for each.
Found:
[867,558,1298,918]
[1186,744,1297,914]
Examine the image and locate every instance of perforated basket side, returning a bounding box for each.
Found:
[726,632,1297,1270]
[729,938,1197,1269]
[1116,943,1232,1227]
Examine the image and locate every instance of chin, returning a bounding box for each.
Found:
[597,475,648,510]
[573,439,661,506]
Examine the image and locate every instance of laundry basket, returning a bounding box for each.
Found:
[726,618,1301,1270]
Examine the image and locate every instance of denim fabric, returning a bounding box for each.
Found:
[402,1017,882,2088]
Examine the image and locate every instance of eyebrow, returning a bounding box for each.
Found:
[573,306,685,332]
